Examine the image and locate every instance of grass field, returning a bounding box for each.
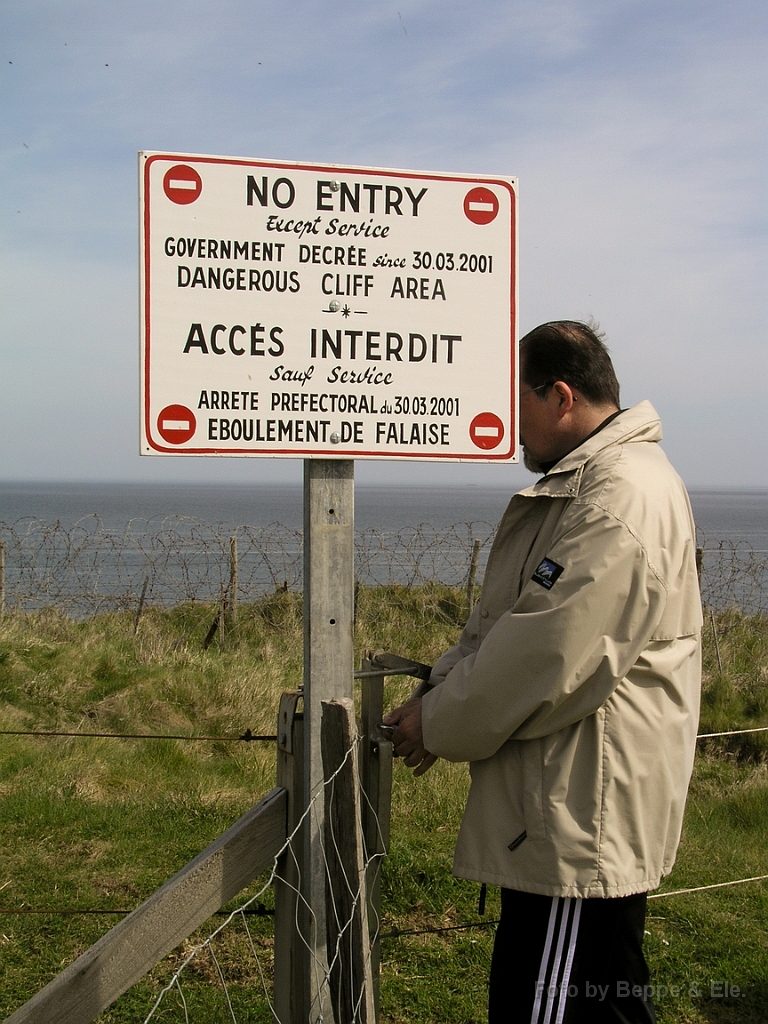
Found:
[0,588,766,1023]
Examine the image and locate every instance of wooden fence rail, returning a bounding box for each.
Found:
[5,786,288,1024]
[5,658,400,1024]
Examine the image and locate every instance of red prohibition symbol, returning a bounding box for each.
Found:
[463,186,499,225]
[469,412,505,450]
[162,164,203,205]
[157,404,197,444]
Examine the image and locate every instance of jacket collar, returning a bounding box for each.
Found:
[518,400,663,499]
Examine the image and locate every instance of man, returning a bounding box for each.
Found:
[384,321,702,1023]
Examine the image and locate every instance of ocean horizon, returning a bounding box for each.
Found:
[1,479,766,615]
[1,480,767,549]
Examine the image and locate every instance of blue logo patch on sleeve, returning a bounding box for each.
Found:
[532,557,564,590]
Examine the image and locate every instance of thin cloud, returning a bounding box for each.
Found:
[0,0,765,485]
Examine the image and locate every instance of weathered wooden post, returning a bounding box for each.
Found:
[321,698,376,1024]
[711,608,723,674]
[303,458,355,1024]
[227,535,238,627]
[466,537,482,619]
[133,575,149,635]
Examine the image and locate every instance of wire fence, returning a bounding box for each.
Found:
[2,721,764,923]
[1,516,766,617]
[3,718,766,1024]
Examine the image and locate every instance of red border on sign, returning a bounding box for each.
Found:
[141,154,517,460]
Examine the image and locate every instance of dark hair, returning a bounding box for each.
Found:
[519,320,620,407]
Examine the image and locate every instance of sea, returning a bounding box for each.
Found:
[0,481,766,545]
[0,481,766,614]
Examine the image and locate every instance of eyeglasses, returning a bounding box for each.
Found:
[519,382,554,398]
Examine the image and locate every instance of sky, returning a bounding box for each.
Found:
[1,0,766,490]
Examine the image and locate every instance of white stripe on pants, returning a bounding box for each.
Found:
[530,897,583,1024]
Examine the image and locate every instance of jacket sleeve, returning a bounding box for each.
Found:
[427,601,482,686]
[421,503,668,762]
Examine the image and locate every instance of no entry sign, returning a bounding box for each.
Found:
[140,152,518,460]
[163,165,203,205]
[469,411,505,450]
[157,404,197,443]
[464,187,499,225]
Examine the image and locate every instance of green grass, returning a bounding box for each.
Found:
[0,594,766,1023]
[698,607,768,762]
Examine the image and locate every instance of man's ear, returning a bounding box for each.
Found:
[551,380,576,415]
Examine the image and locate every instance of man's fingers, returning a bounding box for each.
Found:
[413,753,438,777]
[402,747,424,767]
[385,697,433,774]
[383,697,421,726]
[391,722,420,752]
[402,744,435,769]
[393,737,418,759]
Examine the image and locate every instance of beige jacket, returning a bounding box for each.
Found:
[421,401,702,897]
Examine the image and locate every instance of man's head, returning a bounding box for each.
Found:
[518,321,621,474]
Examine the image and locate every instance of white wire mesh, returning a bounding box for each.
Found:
[143,732,381,1024]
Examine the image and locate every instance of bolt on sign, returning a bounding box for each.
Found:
[140,152,518,461]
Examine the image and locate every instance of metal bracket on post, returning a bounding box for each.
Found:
[358,656,393,1021]
[274,690,306,1024]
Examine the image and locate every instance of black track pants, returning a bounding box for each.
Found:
[489,889,655,1024]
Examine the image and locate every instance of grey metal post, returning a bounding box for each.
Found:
[274,691,307,1024]
[303,459,355,1024]
[359,658,392,1021]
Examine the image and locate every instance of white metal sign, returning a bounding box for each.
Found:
[140,152,518,461]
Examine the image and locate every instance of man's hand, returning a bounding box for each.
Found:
[382,698,438,777]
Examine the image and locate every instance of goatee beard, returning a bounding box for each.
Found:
[522,446,545,475]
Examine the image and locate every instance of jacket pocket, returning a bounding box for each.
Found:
[520,738,548,840]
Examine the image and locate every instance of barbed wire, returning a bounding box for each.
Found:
[3,724,763,746]
[0,515,497,617]
[696,536,768,615]
[1,517,765,616]
[0,728,276,742]
[0,905,274,916]
[1,515,764,1018]
[5,871,767,925]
